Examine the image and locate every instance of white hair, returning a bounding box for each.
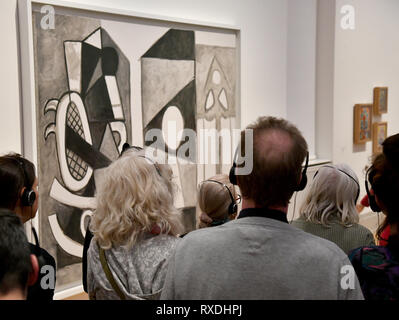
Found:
[90,148,184,250]
[299,163,360,227]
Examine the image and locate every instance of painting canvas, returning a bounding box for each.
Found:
[28,3,239,293]
[354,104,372,144]
[373,122,387,154]
[373,87,388,115]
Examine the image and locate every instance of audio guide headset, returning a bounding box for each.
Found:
[229,146,309,192]
[201,179,238,215]
[313,165,360,205]
[365,166,381,212]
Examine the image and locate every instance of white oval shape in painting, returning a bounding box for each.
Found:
[212,70,221,85]
[205,90,214,110]
[162,106,184,150]
[212,70,222,84]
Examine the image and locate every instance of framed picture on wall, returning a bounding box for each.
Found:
[18,0,240,299]
[373,87,388,115]
[372,122,388,154]
[354,104,372,144]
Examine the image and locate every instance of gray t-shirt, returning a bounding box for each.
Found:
[161,217,364,300]
[88,233,180,300]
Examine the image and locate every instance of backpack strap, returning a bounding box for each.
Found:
[97,243,126,300]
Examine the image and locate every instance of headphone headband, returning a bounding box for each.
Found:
[313,165,360,204]
[199,179,238,217]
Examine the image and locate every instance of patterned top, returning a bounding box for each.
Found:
[348,245,399,300]
[87,233,180,300]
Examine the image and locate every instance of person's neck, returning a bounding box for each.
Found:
[241,198,288,214]
[0,288,26,300]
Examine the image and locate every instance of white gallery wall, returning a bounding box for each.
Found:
[333,0,399,194]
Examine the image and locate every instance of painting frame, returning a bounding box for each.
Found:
[373,87,388,115]
[353,104,372,144]
[372,122,388,155]
[18,0,241,299]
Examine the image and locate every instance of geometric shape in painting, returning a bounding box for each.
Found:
[212,70,221,85]
[144,80,196,153]
[55,92,93,192]
[205,90,214,110]
[203,56,233,118]
[101,47,119,76]
[141,57,194,128]
[84,77,114,122]
[218,88,228,110]
[104,75,124,120]
[83,27,102,49]
[85,58,103,96]
[373,87,388,116]
[353,104,372,144]
[109,121,127,153]
[64,41,82,93]
[99,123,121,162]
[81,42,101,96]
[48,214,83,258]
[161,106,184,150]
[177,161,197,208]
[372,122,387,155]
[142,29,195,61]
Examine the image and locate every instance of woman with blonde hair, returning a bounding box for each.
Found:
[291,163,375,254]
[87,148,183,300]
[197,174,240,228]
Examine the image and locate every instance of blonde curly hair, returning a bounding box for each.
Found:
[90,148,184,249]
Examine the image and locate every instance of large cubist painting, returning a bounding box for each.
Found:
[26,3,239,293]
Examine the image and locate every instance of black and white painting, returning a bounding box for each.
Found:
[31,6,237,292]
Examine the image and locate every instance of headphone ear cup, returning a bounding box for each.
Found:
[229,203,238,215]
[295,172,307,192]
[229,163,237,186]
[368,195,381,212]
[21,189,36,207]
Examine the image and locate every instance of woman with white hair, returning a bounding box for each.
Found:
[87,148,183,300]
[291,164,375,254]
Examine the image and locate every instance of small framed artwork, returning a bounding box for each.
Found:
[354,104,372,144]
[373,122,388,154]
[373,87,388,115]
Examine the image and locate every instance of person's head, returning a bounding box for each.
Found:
[0,153,38,223]
[0,209,39,300]
[236,116,308,208]
[198,174,239,227]
[370,138,399,242]
[90,148,184,249]
[299,164,360,226]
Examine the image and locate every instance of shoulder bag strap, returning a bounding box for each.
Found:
[97,243,126,300]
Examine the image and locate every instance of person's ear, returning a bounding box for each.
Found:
[27,254,39,286]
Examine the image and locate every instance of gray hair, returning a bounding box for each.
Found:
[299,163,360,227]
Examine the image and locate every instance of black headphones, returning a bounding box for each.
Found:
[229,147,309,192]
[313,165,360,204]
[201,179,238,215]
[365,166,381,212]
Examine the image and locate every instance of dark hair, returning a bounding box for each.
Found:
[371,140,399,250]
[0,153,36,210]
[237,116,308,208]
[0,208,32,294]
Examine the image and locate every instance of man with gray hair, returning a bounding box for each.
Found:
[161,116,364,299]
